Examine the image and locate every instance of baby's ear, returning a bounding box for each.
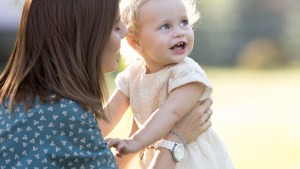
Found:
[126,34,143,52]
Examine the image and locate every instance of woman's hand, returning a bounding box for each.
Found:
[171,97,213,143]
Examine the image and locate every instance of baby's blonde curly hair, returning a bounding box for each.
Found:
[120,0,200,64]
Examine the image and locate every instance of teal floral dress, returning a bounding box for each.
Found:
[0,97,118,169]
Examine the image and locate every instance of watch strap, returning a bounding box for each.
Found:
[169,130,188,148]
[155,140,176,151]
[155,140,185,162]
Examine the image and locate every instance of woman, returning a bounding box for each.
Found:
[0,0,212,168]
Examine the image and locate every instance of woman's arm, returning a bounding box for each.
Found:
[113,115,181,169]
[99,89,130,137]
[115,98,213,169]
[147,98,213,169]
[173,98,213,143]
[115,119,140,168]
[147,134,179,169]
[128,82,205,152]
[109,82,205,154]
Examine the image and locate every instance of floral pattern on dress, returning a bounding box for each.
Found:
[0,97,118,169]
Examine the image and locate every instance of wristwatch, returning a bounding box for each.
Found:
[155,140,185,162]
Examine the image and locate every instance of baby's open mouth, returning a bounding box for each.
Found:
[170,42,186,50]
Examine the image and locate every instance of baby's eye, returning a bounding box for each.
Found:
[180,20,189,27]
[160,24,170,30]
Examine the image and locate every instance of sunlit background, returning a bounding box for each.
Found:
[1,0,299,169]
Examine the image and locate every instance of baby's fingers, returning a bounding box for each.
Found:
[116,142,127,152]
[107,138,127,153]
[107,138,121,148]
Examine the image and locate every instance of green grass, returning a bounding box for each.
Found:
[202,67,300,169]
[107,67,300,169]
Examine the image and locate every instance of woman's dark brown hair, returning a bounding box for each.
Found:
[0,0,119,120]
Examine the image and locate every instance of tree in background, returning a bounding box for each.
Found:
[1,0,300,70]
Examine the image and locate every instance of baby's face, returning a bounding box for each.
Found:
[136,0,194,73]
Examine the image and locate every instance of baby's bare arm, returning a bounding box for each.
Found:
[100,89,130,137]
[130,82,205,150]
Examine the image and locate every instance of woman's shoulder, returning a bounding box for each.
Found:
[39,98,95,123]
[0,97,115,168]
[41,97,85,113]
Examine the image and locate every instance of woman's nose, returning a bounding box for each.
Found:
[120,22,128,39]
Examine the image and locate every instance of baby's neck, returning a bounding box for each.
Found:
[145,66,153,74]
[145,63,174,74]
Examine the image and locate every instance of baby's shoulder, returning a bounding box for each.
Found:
[170,57,205,74]
[125,59,144,72]
[118,59,145,79]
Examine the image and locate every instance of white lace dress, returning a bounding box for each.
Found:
[116,57,235,169]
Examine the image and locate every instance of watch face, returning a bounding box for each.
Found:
[173,144,185,161]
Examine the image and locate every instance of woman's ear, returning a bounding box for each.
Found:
[126,34,143,52]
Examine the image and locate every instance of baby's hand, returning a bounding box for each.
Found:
[107,138,141,157]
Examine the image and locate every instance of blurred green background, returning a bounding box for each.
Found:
[1,0,300,169]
